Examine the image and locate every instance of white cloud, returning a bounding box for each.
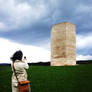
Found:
[76,33,92,60]
[0,0,48,31]
[76,34,92,49]
[0,22,7,30]
[76,55,92,60]
[75,4,92,14]
[1,33,92,63]
[0,38,50,63]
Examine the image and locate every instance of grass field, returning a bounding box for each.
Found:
[0,64,92,92]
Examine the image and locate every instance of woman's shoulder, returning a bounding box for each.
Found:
[14,60,29,69]
[14,60,24,66]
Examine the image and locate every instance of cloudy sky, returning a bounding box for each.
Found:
[0,0,92,63]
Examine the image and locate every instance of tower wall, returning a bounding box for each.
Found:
[51,22,76,66]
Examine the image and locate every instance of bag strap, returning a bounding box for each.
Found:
[12,62,19,83]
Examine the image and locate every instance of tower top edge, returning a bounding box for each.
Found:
[53,22,75,26]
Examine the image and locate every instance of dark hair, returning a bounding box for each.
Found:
[10,50,23,62]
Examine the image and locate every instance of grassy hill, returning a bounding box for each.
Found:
[0,65,92,92]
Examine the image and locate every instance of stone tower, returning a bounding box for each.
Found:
[51,22,76,66]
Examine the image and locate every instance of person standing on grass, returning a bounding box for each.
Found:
[10,50,30,92]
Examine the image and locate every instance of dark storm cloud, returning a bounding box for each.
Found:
[0,0,92,56]
[0,0,91,33]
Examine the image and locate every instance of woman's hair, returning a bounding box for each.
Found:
[10,50,23,62]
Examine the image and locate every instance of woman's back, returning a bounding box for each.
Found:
[12,60,29,82]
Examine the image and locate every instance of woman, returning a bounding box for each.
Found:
[11,50,30,92]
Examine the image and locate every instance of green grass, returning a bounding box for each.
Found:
[0,65,92,92]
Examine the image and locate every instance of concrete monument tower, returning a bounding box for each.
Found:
[51,22,76,66]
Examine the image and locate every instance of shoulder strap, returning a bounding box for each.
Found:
[12,63,19,82]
